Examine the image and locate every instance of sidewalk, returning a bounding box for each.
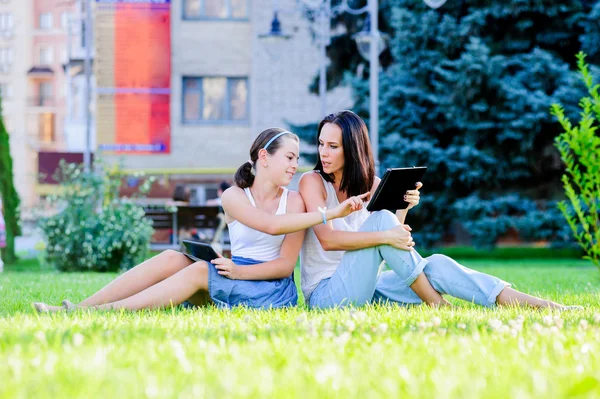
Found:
[15,234,42,259]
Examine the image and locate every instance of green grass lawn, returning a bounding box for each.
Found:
[1,258,600,398]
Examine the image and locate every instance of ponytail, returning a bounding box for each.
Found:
[234,161,255,188]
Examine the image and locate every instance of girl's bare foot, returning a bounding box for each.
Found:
[33,302,63,313]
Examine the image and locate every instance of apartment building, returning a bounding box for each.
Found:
[96,0,351,199]
[2,1,32,207]
[8,0,351,206]
[3,0,76,208]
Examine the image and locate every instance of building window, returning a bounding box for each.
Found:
[39,112,56,143]
[61,12,70,30]
[39,82,53,106]
[183,77,248,123]
[0,83,12,99]
[183,0,248,20]
[0,47,12,66]
[39,12,53,29]
[39,46,54,65]
[0,13,13,32]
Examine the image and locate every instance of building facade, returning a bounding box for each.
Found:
[4,0,77,208]
[8,0,352,207]
[98,0,351,198]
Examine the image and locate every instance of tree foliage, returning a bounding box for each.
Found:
[342,0,599,247]
[0,96,21,264]
[552,52,600,267]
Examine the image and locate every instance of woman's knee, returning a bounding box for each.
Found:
[424,254,458,275]
[362,210,399,232]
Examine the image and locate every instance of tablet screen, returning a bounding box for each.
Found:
[366,167,427,212]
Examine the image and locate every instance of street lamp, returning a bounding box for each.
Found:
[260,0,446,177]
[260,1,331,119]
[258,12,292,44]
[353,16,388,61]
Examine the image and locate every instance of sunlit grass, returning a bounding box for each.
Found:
[1,258,599,398]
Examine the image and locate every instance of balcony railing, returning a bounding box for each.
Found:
[28,96,55,107]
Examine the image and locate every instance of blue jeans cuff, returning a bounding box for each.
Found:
[485,281,511,307]
[403,256,429,286]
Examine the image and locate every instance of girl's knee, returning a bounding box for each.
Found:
[187,261,209,287]
[162,249,192,271]
[188,260,208,274]
[162,249,182,261]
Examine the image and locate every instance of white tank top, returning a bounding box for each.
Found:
[227,187,288,262]
[300,172,369,300]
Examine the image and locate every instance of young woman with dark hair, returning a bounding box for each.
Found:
[299,110,582,310]
[34,128,368,312]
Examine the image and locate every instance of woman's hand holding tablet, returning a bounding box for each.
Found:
[366,167,427,212]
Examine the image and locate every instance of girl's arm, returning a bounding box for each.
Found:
[298,172,413,251]
[212,192,306,280]
[221,186,366,236]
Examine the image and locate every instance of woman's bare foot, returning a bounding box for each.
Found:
[428,298,453,308]
[556,305,584,311]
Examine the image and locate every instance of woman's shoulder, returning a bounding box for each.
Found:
[299,170,325,186]
[284,190,306,212]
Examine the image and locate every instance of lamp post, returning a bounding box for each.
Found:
[260,0,446,177]
[83,0,93,172]
[353,13,388,177]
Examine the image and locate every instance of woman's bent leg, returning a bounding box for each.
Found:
[419,254,509,307]
[495,287,564,308]
[78,250,194,306]
[375,254,507,307]
[378,253,569,308]
[81,261,210,311]
[309,211,444,308]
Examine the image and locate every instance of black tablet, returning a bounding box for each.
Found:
[366,167,427,212]
[181,240,220,263]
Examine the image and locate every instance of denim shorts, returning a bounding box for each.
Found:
[200,255,298,309]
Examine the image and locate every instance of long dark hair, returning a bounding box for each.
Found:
[314,110,375,197]
[234,128,299,188]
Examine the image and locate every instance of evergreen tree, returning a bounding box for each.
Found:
[340,0,600,247]
[0,96,21,263]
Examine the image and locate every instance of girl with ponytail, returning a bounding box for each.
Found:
[35,128,369,312]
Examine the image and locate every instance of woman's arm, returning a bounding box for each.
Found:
[212,192,306,280]
[299,173,412,251]
[221,186,366,236]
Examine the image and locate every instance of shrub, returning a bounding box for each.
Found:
[552,52,600,268]
[38,160,155,272]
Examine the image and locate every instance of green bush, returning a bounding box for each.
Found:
[38,160,155,272]
[552,52,600,268]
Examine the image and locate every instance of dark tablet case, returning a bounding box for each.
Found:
[366,167,427,212]
[181,240,220,262]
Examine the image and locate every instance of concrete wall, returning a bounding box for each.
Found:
[107,0,351,173]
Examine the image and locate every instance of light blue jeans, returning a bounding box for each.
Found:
[308,210,509,309]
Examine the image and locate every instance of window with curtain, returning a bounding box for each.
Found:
[183,77,249,123]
